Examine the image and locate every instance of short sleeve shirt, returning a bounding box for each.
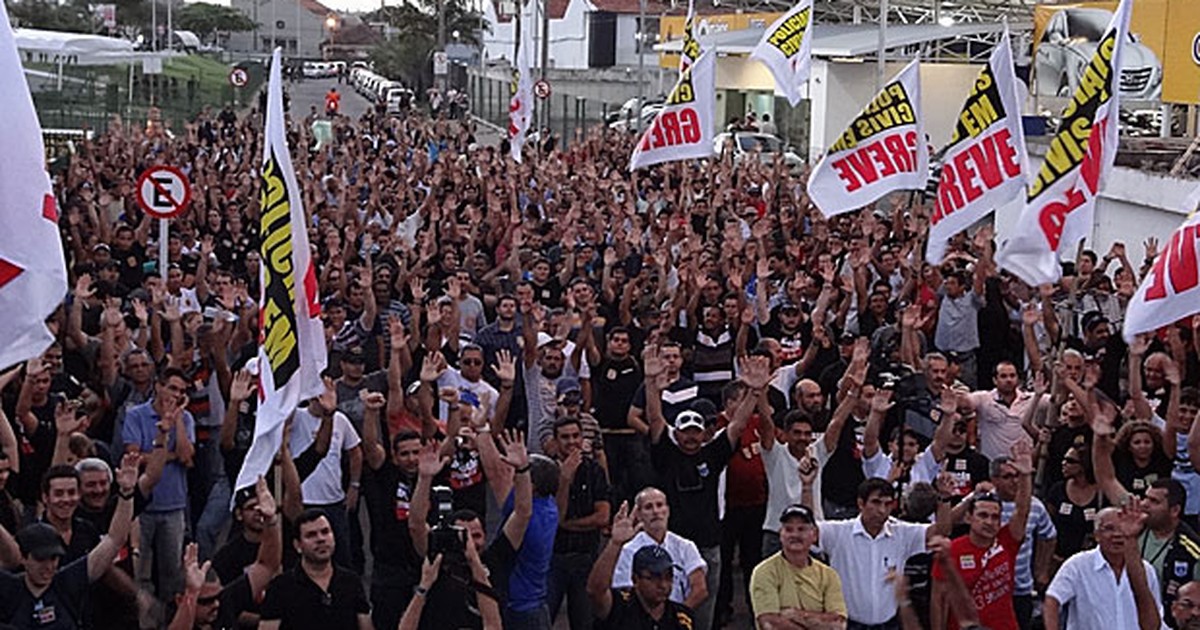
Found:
[932,527,1021,630]
[749,553,847,618]
[0,555,90,629]
[595,589,694,630]
[259,565,370,630]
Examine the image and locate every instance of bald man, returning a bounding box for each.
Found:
[1173,581,1200,630]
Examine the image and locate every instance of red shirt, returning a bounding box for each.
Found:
[932,526,1020,630]
[717,412,767,507]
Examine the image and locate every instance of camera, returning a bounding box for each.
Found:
[427,485,466,562]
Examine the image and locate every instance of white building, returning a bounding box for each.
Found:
[227,0,337,58]
[482,0,672,70]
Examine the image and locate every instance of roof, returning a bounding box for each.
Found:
[655,20,1031,56]
[13,28,133,56]
[299,0,336,18]
[491,0,569,23]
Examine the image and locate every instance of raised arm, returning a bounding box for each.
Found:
[824,339,868,453]
[1006,442,1035,543]
[410,440,449,558]
[359,390,387,471]
[244,476,283,601]
[863,389,894,458]
[88,452,138,582]
[730,355,773,446]
[642,345,669,444]
[587,501,640,620]
[1091,401,1130,506]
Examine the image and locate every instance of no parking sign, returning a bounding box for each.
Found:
[136,165,192,219]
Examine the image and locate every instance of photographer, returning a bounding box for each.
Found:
[409,426,533,630]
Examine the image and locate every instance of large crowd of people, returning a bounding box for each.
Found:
[0,87,1198,630]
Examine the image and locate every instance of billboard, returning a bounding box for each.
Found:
[658,12,782,68]
[1034,0,1200,104]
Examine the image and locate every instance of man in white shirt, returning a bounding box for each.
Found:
[760,411,821,557]
[289,387,363,571]
[611,487,708,612]
[1045,504,1165,630]
[818,478,952,629]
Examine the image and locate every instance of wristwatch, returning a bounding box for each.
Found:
[413,585,429,598]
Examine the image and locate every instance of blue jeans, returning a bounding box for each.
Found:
[196,475,230,561]
[547,551,594,630]
[696,544,720,630]
[138,509,187,599]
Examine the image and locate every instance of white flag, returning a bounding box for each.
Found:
[927,30,1028,264]
[996,0,1131,286]
[508,0,536,163]
[679,0,699,72]
[750,0,814,107]
[629,49,716,171]
[0,3,68,371]
[808,59,928,218]
[1122,187,1200,342]
[235,48,327,494]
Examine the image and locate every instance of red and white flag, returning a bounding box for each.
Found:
[808,59,928,218]
[750,0,814,107]
[927,30,1028,264]
[1123,187,1200,342]
[508,0,535,163]
[235,48,327,494]
[0,3,68,371]
[996,0,1131,286]
[629,49,716,171]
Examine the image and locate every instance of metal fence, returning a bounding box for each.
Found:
[467,71,627,148]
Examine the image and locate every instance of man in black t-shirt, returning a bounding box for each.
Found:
[587,502,695,630]
[258,510,370,630]
[644,347,770,630]
[589,326,646,507]
[0,453,137,629]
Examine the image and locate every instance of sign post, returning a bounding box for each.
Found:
[136,165,192,280]
[229,67,248,107]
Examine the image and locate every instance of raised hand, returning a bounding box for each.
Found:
[55,401,84,436]
[1010,441,1034,475]
[642,345,665,380]
[1144,237,1159,262]
[871,389,895,416]
[182,542,211,593]
[851,337,870,366]
[116,451,139,494]
[497,429,530,470]
[420,352,447,383]
[419,554,444,590]
[317,376,338,414]
[1115,497,1148,538]
[1021,304,1040,328]
[254,475,277,521]
[1164,357,1183,387]
[360,390,386,410]
[230,369,254,403]
[798,456,818,485]
[418,440,448,477]
[387,316,408,349]
[492,349,516,386]
[738,354,772,390]
[1129,334,1149,357]
[74,274,95,299]
[610,501,642,546]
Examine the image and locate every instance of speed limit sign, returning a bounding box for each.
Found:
[229,67,248,88]
[534,79,551,99]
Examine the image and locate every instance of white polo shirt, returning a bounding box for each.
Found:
[968,389,1043,461]
[612,531,707,605]
[818,517,930,625]
[289,408,361,505]
[1046,547,1166,630]
[762,441,824,531]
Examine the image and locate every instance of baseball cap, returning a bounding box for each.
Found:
[556,378,582,403]
[536,332,557,349]
[1082,312,1110,333]
[674,410,706,432]
[341,345,366,363]
[17,523,66,559]
[632,545,674,577]
[779,503,816,525]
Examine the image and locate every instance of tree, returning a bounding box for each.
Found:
[365,0,485,87]
[8,0,94,33]
[176,3,256,44]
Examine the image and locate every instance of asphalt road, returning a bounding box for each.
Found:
[287,77,504,147]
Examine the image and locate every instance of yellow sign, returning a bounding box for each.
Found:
[1034,0,1200,104]
[659,12,782,68]
[259,152,301,386]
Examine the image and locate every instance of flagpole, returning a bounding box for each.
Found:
[876,0,887,92]
[159,220,168,281]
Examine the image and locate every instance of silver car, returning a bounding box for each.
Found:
[1035,7,1162,101]
[713,132,805,172]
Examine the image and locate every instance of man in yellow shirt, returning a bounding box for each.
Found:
[750,504,848,630]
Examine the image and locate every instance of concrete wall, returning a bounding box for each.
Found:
[228,0,326,57]
[613,14,642,66]
[482,0,595,70]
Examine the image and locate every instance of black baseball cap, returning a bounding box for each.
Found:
[779,503,816,525]
[632,545,674,577]
[17,523,66,559]
[341,345,366,363]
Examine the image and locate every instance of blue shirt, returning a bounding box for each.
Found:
[121,400,195,513]
[501,493,558,613]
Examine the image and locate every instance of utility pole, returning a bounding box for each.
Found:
[635,0,645,131]
[167,0,172,51]
[876,0,887,92]
[438,0,446,91]
[540,0,549,129]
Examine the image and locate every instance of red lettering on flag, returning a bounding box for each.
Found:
[932,127,1023,226]
[1036,116,1109,251]
[639,108,703,152]
[830,131,919,193]
[1145,225,1200,301]
[42,194,58,223]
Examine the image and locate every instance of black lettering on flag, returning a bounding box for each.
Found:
[259,152,300,387]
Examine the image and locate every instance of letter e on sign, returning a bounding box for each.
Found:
[136,165,192,219]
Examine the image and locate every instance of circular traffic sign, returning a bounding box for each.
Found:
[534,79,551,99]
[229,67,249,88]
[136,165,192,219]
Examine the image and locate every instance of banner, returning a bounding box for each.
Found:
[749,0,813,107]
[807,59,928,218]
[659,12,782,68]
[927,30,1028,264]
[1123,187,1200,341]
[680,0,699,72]
[629,49,716,171]
[507,0,535,163]
[235,48,327,494]
[997,0,1131,286]
[0,3,68,371]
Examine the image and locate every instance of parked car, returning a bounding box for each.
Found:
[713,132,804,172]
[386,86,414,114]
[1035,7,1162,101]
[605,97,665,125]
[609,105,664,132]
